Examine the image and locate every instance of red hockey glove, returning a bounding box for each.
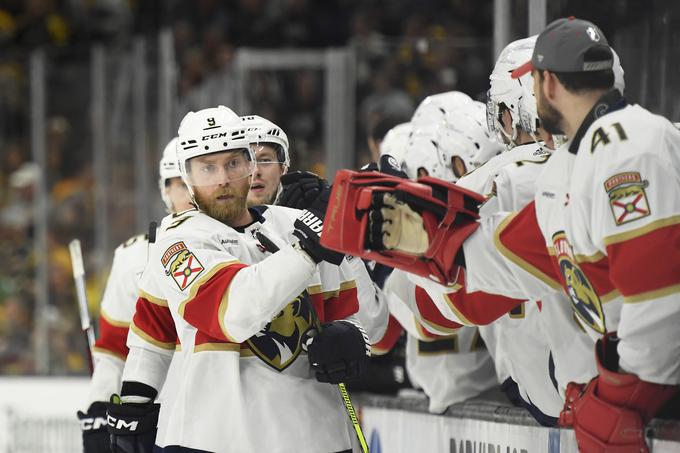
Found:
[559,333,678,453]
[321,170,484,285]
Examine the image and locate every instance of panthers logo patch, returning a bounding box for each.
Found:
[604,172,650,226]
[553,232,606,334]
[162,242,205,291]
[246,292,314,371]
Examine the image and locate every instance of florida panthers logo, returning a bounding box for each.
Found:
[246,292,314,371]
[553,232,606,334]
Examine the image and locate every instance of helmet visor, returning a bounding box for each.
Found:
[186,149,256,187]
[250,143,287,167]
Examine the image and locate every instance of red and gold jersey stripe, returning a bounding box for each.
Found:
[130,292,177,350]
[178,261,247,343]
[93,310,129,360]
[495,202,562,290]
[371,315,403,355]
[605,217,680,303]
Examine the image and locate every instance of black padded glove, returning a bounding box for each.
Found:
[278,171,329,210]
[304,320,371,384]
[106,394,159,453]
[293,208,345,266]
[377,154,408,179]
[78,402,111,453]
[360,154,408,179]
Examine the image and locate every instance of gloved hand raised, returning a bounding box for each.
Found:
[278,171,329,210]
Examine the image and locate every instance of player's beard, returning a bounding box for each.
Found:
[537,93,565,135]
[194,183,250,225]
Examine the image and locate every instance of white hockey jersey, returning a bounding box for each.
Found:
[123,205,360,453]
[85,233,148,408]
[382,270,497,414]
[465,91,680,386]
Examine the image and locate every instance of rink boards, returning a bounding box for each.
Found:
[0,378,678,453]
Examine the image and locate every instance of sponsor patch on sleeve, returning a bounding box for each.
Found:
[604,172,650,226]
[162,241,205,291]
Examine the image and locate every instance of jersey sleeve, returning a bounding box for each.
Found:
[464,203,562,301]
[591,146,680,384]
[336,256,387,344]
[122,270,178,392]
[86,239,143,406]
[371,314,404,355]
[383,270,456,341]
[162,235,317,344]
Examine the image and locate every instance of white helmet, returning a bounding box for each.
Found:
[177,106,255,197]
[487,35,539,148]
[411,91,473,127]
[158,137,182,212]
[444,100,503,168]
[240,115,290,168]
[611,48,625,95]
[402,124,479,182]
[379,122,412,165]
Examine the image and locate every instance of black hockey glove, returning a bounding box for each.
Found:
[278,171,329,210]
[292,185,345,266]
[107,393,159,453]
[377,154,408,179]
[360,154,408,179]
[294,210,345,266]
[304,320,371,384]
[78,401,111,453]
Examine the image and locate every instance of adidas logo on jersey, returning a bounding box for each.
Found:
[298,210,323,234]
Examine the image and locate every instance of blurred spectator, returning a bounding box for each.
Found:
[1,162,38,231]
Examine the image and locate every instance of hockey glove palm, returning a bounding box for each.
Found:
[368,193,428,255]
[279,171,329,210]
[305,320,371,384]
[107,395,160,453]
[77,402,110,453]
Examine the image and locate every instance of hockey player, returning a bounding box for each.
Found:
[241,115,290,206]
[344,18,680,452]
[108,106,369,453]
[77,137,192,452]
[369,115,499,414]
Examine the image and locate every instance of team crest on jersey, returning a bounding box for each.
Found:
[553,232,606,334]
[604,172,650,226]
[246,292,314,371]
[162,241,205,291]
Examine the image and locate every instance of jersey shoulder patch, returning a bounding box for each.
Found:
[161,241,205,291]
[604,172,650,226]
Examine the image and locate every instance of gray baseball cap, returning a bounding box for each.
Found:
[511,17,613,78]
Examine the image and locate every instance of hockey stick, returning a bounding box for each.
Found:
[68,239,96,375]
[256,232,369,453]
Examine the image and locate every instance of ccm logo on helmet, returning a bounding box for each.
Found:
[202,132,229,140]
[298,210,323,234]
[107,415,139,432]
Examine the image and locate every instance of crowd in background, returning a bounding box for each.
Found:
[0,0,676,376]
[0,0,494,376]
